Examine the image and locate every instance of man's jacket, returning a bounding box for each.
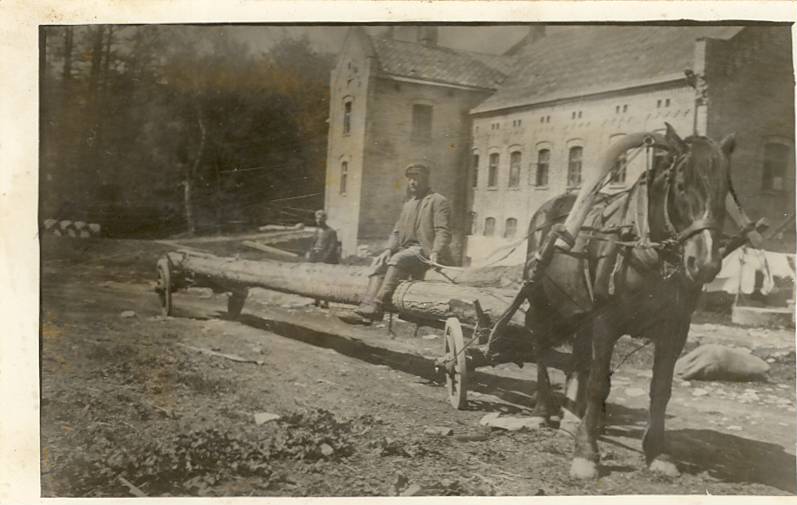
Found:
[386,191,451,260]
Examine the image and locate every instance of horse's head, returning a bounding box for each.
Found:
[656,123,736,285]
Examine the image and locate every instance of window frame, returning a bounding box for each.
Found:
[411,103,433,141]
[504,217,518,239]
[567,145,584,188]
[761,139,793,193]
[339,160,349,195]
[471,151,480,189]
[342,97,353,136]
[533,146,551,188]
[483,217,496,237]
[487,152,500,189]
[508,150,522,188]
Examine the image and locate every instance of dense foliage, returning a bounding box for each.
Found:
[41,26,333,236]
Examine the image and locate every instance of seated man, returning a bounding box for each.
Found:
[305,210,339,265]
[305,209,339,308]
[339,164,451,325]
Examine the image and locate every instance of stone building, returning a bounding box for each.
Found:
[326,25,795,262]
[325,26,514,257]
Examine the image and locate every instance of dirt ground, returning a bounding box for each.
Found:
[40,237,797,496]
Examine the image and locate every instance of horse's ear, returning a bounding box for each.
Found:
[720,132,736,157]
[664,122,687,153]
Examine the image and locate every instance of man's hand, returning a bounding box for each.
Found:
[371,249,391,269]
[429,252,439,265]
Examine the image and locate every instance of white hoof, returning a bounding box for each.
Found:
[649,458,680,477]
[570,457,598,479]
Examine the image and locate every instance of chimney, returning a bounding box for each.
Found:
[528,24,546,44]
[418,26,439,47]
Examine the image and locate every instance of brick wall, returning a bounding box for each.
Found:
[466,83,695,263]
[704,26,795,252]
[358,77,493,262]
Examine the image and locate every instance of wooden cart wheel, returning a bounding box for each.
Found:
[156,258,173,317]
[227,288,248,319]
[443,317,469,410]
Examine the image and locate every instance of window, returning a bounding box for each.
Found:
[412,104,433,139]
[488,153,499,188]
[484,217,496,237]
[471,153,479,188]
[622,104,628,113]
[762,142,791,191]
[611,152,627,184]
[609,134,627,184]
[535,148,550,186]
[504,218,518,239]
[567,146,583,187]
[469,212,478,235]
[509,151,521,188]
[340,161,349,194]
[343,100,352,135]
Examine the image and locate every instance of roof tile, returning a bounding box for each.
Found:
[473,25,743,113]
[370,36,515,90]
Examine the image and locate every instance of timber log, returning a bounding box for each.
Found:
[162,250,527,332]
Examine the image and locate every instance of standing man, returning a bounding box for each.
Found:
[339,164,451,325]
[306,210,339,309]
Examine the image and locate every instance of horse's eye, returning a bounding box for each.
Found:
[677,182,685,192]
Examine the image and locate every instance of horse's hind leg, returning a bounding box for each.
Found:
[643,318,689,477]
[570,314,619,479]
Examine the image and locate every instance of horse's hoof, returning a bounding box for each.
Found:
[570,457,598,479]
[649,458,680,477]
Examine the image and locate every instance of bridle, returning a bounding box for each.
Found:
[656,143,723,248]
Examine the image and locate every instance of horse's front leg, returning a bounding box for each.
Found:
[570,315,619,479]
[560,328,591,435]
[642,317,689,476]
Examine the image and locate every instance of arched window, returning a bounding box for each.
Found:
[509,151,522,188]
[340,161,348,195]
[535,148,550,186]
[471,152,479,188]
[343,99,352,135]
[488,153,499,188]
[567,146,583,187]
[484,217,496,236]
[609,134,626,184]
[469,211,478,235]
[762,142,791,191]
[504,218,518,238]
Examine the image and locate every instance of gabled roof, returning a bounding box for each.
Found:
[369,36,515,90]
[473,25,744,113]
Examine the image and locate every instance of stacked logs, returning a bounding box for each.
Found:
[42,219,102,238]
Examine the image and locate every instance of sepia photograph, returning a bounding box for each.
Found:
[32,13,797,499]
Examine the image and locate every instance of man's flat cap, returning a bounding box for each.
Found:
[405,164,430,177]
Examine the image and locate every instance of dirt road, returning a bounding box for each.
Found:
[40,238,796,496]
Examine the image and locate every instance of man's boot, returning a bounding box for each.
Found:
[372,266,408,311]
[338,274,384,325]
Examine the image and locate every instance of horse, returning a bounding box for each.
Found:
[523,123,737,479]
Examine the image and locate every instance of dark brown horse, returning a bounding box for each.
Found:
[524,124,736,479]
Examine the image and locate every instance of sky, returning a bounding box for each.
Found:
[228,25,533,56]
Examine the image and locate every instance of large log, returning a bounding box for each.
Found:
[165,250,526,330]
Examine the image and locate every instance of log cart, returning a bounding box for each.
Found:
[154,132,767,410]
